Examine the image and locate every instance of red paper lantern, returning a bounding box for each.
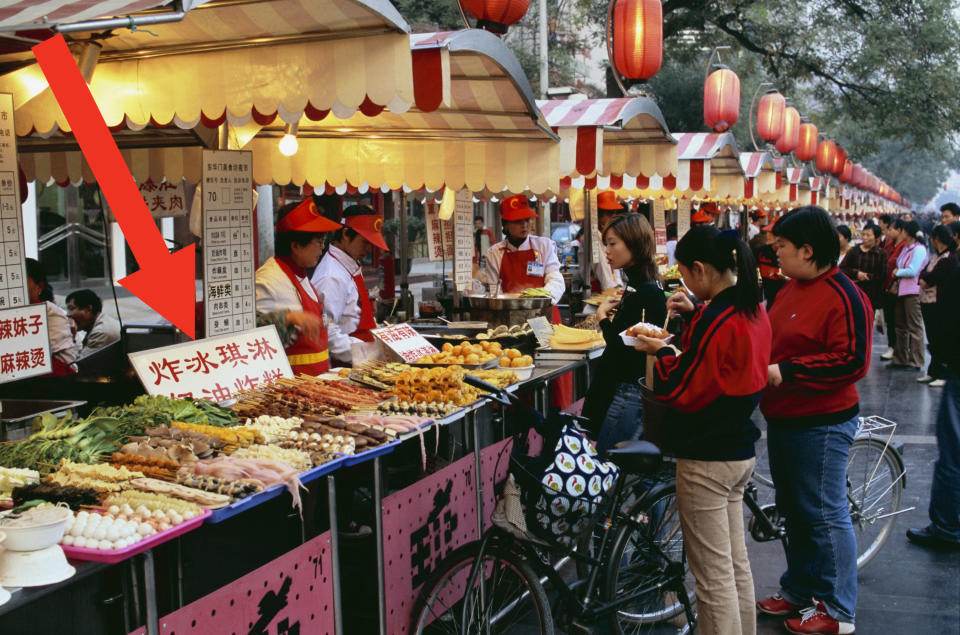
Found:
[460,0,531,33]
[775,106,801,154]
[613,0,663,80]
[839,159,853,183]
[831,146,847,175]
[703,66,740,132]
[816,139,837,173]
[796,122,818,161]
[756,90,785,142]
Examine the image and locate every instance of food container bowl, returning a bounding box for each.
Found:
[509,365,535,381]
[466,294,552,312]
[0,506,72,551]
[0,544,76,587]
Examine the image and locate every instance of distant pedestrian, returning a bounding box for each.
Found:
[917,225,957,386]
[889,219,927,371]
[839,224,886,311]
[940,202,960,226]
[906,260,960,550]
[879,215,905,360]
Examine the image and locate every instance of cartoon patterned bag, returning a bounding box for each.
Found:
[514,421,621,548]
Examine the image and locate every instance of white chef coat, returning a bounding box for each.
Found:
[483,235,565,304]
[310,245,364,363]
[255,257,324,348]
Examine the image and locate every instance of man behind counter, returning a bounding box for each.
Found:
[65,289,120,358]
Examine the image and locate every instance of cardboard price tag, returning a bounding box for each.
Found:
[372,324,439,363]
[0,304,52,383]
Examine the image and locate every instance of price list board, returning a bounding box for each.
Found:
[202,150,255,338]
[0,93,27,309]
[452,189,473,291]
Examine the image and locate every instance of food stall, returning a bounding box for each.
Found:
[0,6,610,635]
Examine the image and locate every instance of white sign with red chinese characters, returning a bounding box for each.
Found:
[128,326,292,402]
[0,304,51,383]
[0,93,28,309]
[453,189,473,291]
[202,150,255,337]
[104,178,187,221]
[653,199,667,255]
[371,324,438,364]
[425,201,454,262]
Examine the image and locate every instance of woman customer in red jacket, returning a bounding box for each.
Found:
[759,206,871,635]
[633,226,770,635]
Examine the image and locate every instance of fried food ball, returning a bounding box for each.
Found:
[500,356,512,367]
[442,342,454,352]
[506,349,521,359]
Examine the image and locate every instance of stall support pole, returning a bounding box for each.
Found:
[374,456,387,635]
[143,550,159,635]
[399,191,410,318]
[327,475,343,635]
[470,410,490,635]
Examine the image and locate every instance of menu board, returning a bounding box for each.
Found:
[202,150,255,338]
[652,199,667,255]
[677,199,691,239]
[0,304,51,384]
[129,325,292,400]
[453,189,473,291]
[425,201,454,262]
[371,324,439,363]
[0,93,27,309]
[588,189,600,264]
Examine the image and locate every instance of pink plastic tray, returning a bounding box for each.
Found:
[61,508,211,564]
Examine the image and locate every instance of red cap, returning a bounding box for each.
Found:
[691,209,714,224]
[500,194,537,221]
[275,198,342,233]
[597,190,623,212]
[344,212,389,251]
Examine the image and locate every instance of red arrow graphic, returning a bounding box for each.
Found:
[32,34,196,338]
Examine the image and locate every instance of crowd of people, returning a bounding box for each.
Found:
[579,195,960,635]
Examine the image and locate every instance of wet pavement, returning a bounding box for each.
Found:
[752,338,960,635]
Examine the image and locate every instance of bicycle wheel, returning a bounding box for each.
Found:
[847,438,904,569]
[603,483,696,635]
[411,540,554,635]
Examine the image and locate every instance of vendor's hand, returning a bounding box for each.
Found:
[666,291,695,317]
[632,334,668,354]
[857,271,869,281]
[596,293,622,321]
[286,311,322,341]
[767,364,783,387]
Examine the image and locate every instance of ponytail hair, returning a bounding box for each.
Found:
[674,226,762,316]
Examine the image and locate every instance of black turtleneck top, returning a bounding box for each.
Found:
[581,264,667,435]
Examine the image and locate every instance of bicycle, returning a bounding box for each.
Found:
[745,415,911,569]
[410,376,696,635]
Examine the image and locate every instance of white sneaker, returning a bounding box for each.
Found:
[929,379,946,388]
[917,375,934,383]
[880,347,894,360]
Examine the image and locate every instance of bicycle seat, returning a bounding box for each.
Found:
[605,440,662,475]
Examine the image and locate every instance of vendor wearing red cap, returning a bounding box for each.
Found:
[311,205,386,366]
[255,198,342,375]
[484,194,566,306]
[748,208,768,240]
[593,190,626,292]
[753,218,786,304]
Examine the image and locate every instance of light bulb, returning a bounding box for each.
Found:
[278,134,298,157]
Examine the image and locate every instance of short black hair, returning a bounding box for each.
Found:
[901,219,921,239]
[930,224,955,248]
[877,214,893,226]
[949,220,960,238]
[837,225,852,241]
[771,206,840,268]
[65,289,102,315]
[474,215,484,223]
[274,201,323,258]
[24,257,54,302]
[941,202,960,216]
[666,222,677,240]
[860,224,880,239]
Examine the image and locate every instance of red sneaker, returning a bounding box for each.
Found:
[757,593,802,616]
[784,602,855,634]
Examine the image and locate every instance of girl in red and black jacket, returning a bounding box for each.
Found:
[758,206,871,635]
[633,225,770,635]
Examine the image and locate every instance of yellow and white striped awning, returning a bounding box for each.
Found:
[1,0,415,134]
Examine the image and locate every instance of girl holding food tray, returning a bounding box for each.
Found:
[631,225,771,635]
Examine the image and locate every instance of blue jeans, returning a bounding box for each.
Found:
[930,373,960,540]
[767,417,858,622]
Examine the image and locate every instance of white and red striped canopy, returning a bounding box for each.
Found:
[537,97,676,181]
[0,0,170,30]
[739,151,777,199]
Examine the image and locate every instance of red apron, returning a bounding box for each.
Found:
[499,248,573,408]
[274,259,330,375]
[350,272,377,342]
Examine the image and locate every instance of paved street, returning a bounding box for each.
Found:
[752,338,960,634]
